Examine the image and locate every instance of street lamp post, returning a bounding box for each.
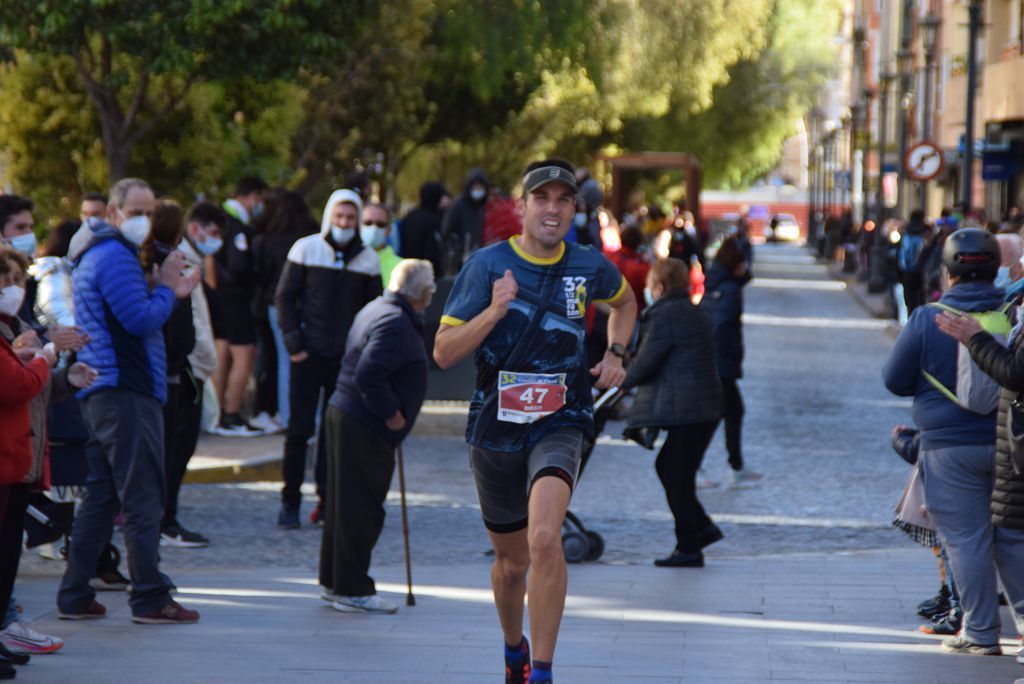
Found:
[918,11,942,211]
[962,0,983,212]
[869,70,897,293]
[895,47,916,219]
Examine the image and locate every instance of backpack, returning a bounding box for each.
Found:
[922,302,1011,415]
[898,233,925,273]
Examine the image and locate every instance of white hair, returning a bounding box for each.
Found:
[388,259,435,299]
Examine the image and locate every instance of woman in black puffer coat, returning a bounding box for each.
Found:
[621,258,724,568]
[938,308,1024,529]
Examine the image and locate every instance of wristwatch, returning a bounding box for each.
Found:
[607,343,627,359]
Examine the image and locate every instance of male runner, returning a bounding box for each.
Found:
[434,159,637,684]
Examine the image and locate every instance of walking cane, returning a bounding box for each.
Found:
[396,446,415,606]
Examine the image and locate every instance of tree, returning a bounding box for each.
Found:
[0,0,363,181]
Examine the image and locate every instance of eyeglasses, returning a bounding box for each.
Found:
[362,221,388,229]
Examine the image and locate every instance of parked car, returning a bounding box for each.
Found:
[766,214,800,242]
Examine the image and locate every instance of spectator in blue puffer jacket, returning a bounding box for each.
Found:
[57,178,202,626]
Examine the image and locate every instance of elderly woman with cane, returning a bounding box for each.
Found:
[319,259,435,614]
[621,257,724,568]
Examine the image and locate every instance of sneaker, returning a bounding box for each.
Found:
[320,591,342,604]
[249,412,284,435]
[917,586,951,619]
[1,620,63,655]
[505,636,531,684]
[919,607,962,635]
[727,468,763,488]
[214,413,263,437]
[58,600,107,620]
[131,600,200,624]
[35,542,60,561]
[941,636,1001,656]
[332,595,398,614]
[90,569,130,592]
[160,525,210,548]
[309,499,324,527]
[696,468,719,490]
[278,505,300,530]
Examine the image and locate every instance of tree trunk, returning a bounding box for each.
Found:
[104,133,132,184]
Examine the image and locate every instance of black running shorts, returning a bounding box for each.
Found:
[469,428,583,534]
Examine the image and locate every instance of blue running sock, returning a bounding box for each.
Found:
[505,637,528,661]
[528,660,552,683]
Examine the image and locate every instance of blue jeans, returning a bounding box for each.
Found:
[268,305,290,425]
[57,390,172,616]
[920,444,1024,644]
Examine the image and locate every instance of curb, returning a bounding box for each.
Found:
[183,403,470,485]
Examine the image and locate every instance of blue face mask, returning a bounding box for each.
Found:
[360,225,389,250]
[573,212,587,228]
[643,287,655,306]
[996,266,1013,290]
[9,232,37,257]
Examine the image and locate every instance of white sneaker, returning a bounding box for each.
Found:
[332,595,398,614]
[696,468,719,490]
[0,619,64,654]
[36,541,61,560]
[1017,638,1023,664]
[249,412,284,434]
[728,468,763,488]
[321,590,342,603]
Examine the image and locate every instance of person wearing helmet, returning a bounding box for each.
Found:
[884,228,1024,658]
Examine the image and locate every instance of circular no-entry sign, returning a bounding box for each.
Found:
[904,141,944,181]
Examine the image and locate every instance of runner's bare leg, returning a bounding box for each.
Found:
[488,528,530,646]
[526,476,572,662]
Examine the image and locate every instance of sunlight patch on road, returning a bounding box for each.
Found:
[750,278,846,291]
[742,313,889,330]
[753,263,830,275]
[710,513,886,530]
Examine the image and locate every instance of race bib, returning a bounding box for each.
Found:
[497,371,567,424]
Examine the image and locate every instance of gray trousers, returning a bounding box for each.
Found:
[920,444,1024,644]
[57,390,172,615]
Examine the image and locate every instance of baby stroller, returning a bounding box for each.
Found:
[561,386,625,563]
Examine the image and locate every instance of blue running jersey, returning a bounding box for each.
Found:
[441,237,627,452]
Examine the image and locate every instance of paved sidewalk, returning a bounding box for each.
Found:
[13,549,1023,683]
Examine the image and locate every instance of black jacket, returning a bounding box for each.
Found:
[163,298,196,380]
[399,182,446,276]
[214,213,256,296]
[966,329,1024,529]
[441,169,489,255]
[274,230,382,359]
[703,261,750,380]
[328,292,428,446]
[622,290,723,429]
[253,226,310,311]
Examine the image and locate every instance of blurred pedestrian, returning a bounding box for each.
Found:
[884,228,1024,656]
[397,181,446,277]
[320,259,434,614]
[79,193,107,223]
[274,189,382,529]
[621,258,724,568]
[212,177,268,437]
[441,168,490,273]
[897,210,930,315]
[608,226,650,314]
[58,178,201,624]
[704,237,760,487]
[360,203,402,288]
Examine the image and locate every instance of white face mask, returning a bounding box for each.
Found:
[9,233,37,257]
[196,235,223,256]
[470,187,486,202]
[119,212,151,246]
[331,225,355,247]
[360,225,389,250]
[0,285,25,316]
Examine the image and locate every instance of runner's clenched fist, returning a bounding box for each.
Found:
[489,269,517,320]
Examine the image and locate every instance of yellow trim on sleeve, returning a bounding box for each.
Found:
[439,315,466,327]
[508,236,565,265]
[593,275,630,304]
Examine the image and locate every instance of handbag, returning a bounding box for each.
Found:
[1006,393,1024,476]
[894,464,933,532]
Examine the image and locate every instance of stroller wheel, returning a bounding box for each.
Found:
[562,530,590,564]
[584,531,605,561]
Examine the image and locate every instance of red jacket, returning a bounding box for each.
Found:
[0,337,50,484]
[609,247,651,313]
